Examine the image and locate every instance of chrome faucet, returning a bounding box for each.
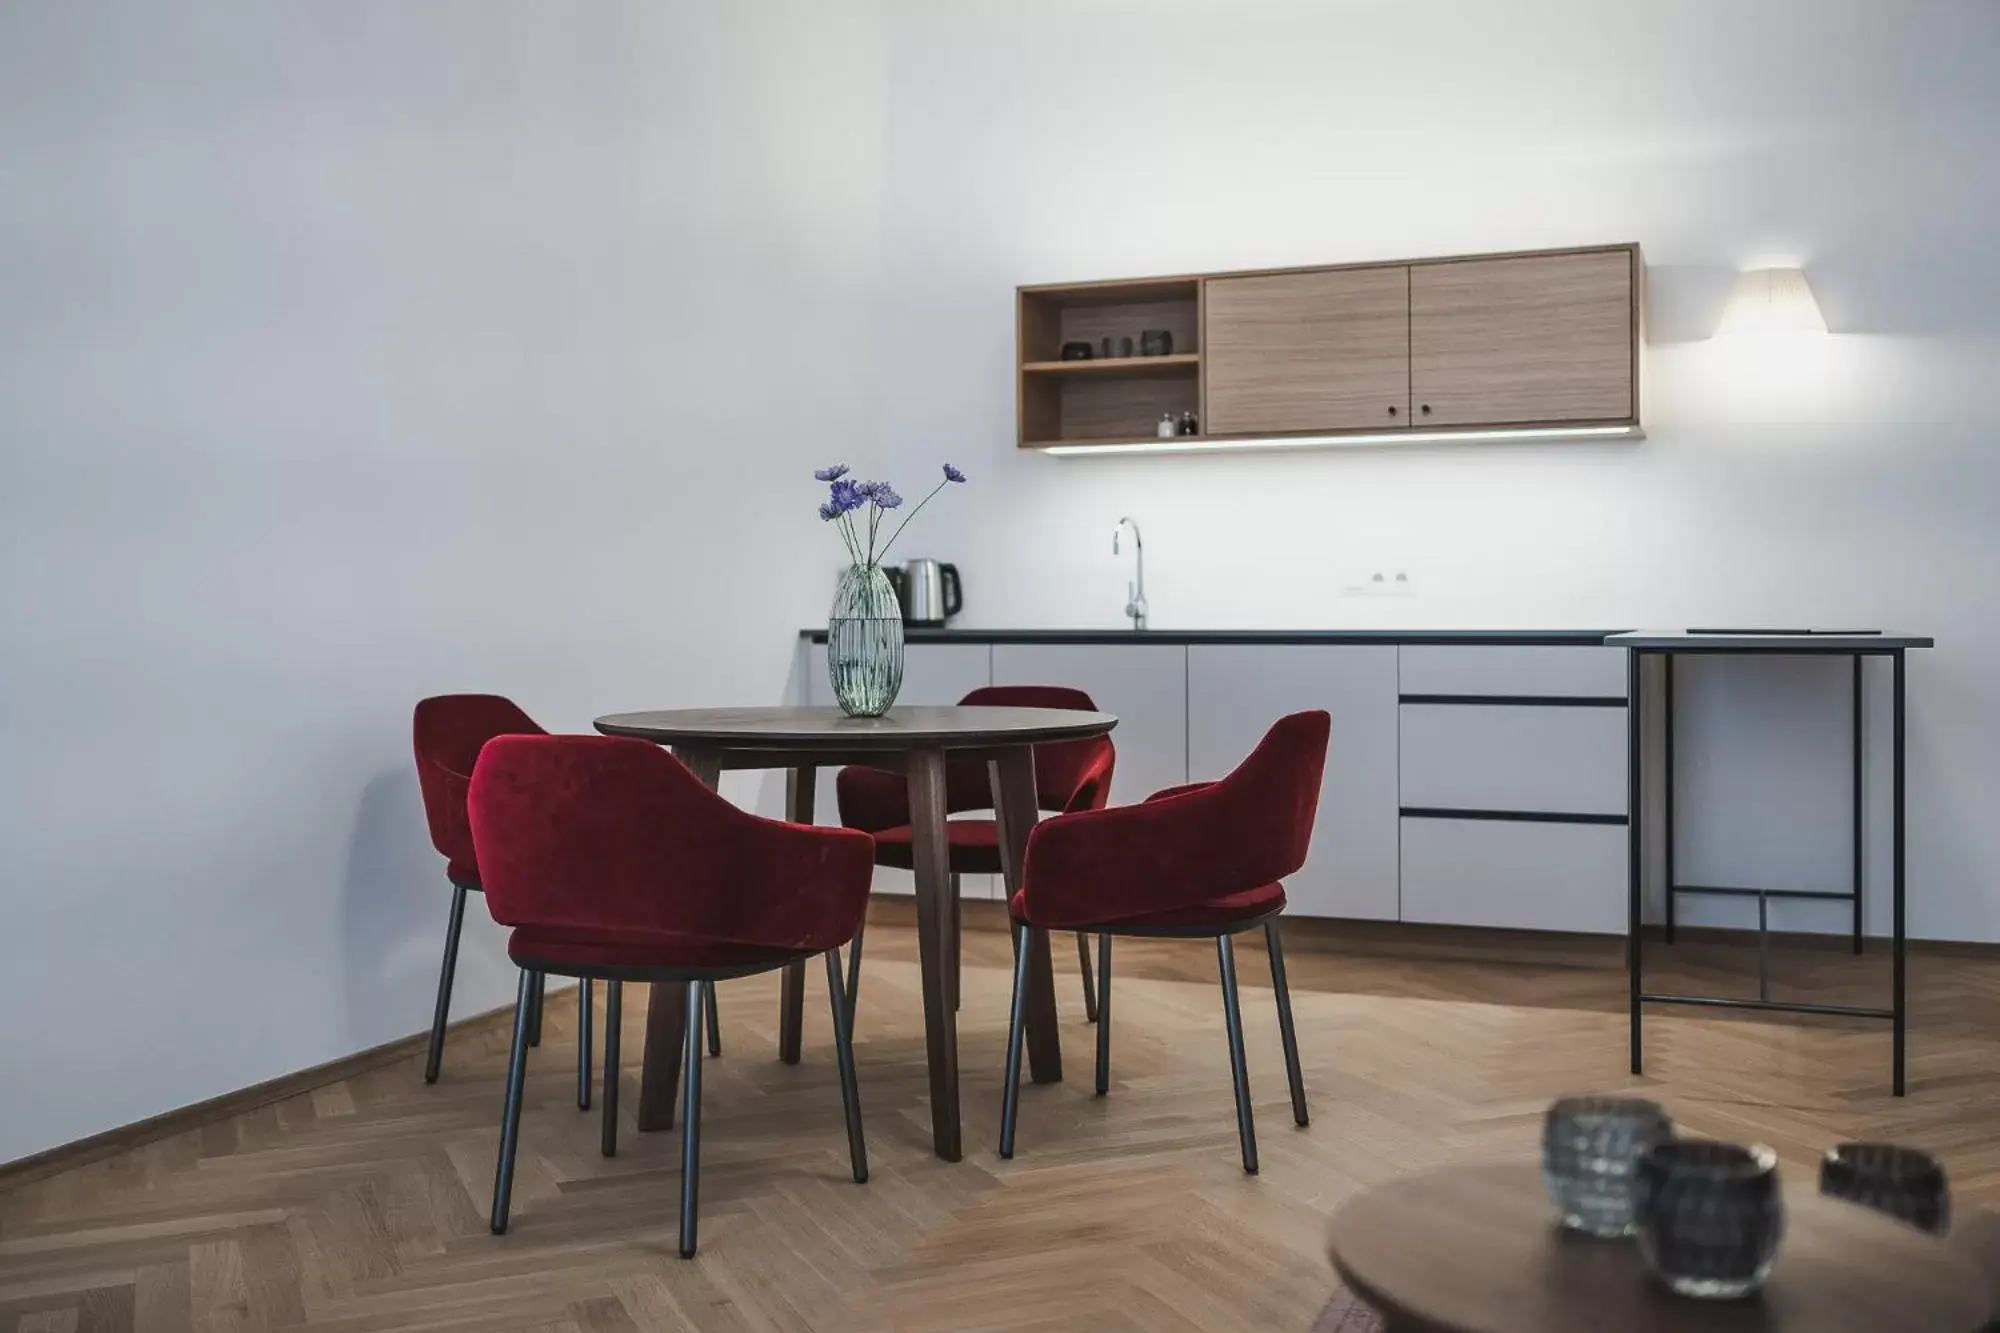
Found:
[1112,517,1147,630]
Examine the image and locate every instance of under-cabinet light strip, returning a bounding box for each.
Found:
[1042,425,1642,457]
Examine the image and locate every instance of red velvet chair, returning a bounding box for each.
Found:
[998,710,1330,1174]
[470,734,874,1255]
[414,696,725,1103]
[836,685,1115,1019]
[412,695,554,1080]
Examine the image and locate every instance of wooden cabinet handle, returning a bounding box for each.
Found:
[1421,404,1432,415]
[1388,405,1398,416]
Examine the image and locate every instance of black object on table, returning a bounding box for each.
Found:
[1608,630,1935,1097]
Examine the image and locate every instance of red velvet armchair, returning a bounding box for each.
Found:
[413,695,552,1082]
[836,685,1115,1018]
[999,710,1330,1174]
[469,734,874,1256]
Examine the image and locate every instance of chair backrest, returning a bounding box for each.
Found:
[1017,709,1329,926]
[412,694,545,869]
[1209,709,1330,887]
[959,684,1116,814]
[468,734,873,952]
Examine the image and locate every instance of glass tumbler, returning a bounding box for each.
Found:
[1820,1142,1950,1235]
[1541,1096,1675,1237]
[1635,1140,1784,1299]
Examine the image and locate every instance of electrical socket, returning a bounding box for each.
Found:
[1341,569,1415,598]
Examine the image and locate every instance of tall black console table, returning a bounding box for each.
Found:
[1608,630,1934,1096]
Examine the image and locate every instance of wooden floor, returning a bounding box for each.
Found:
[6,918,2000,1333]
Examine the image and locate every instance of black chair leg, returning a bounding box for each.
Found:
[1217,935,1259,1175]
[678,978,704,1259]
[1078,931,1098,1023]
[490,970,535,1234]
[1265,921,1308,1127]
[845,918,865,1034]
[1094,933,1112,1095]
[999,921,1032,1159]
[575,978,594,1110]
[601,981,621,1157]
[825,948,868,1183]
[424,884,469,1083]
[703,980,721,1056]
[527,972,545,1047]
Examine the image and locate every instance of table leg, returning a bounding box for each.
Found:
[907,748,961,1160]
[1893,648,1906,1096]
[777,765,816,1066]
[1628,649,1644,1077]
[992,745,1062,1085]
[637,746,721,1132]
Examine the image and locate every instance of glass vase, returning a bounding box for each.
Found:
[827,563,904,717]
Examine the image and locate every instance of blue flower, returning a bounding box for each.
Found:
[853,480,882,499]
[818,501,840,521]
[872,485,904,509]
[813,463,849,482]
[828,478,867,513]
[942,463,966,483]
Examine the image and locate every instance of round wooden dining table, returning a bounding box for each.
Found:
[1326,1160,1992,1333]
[593,704,1118,1162]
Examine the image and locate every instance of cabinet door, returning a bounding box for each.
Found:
[807,641,994,897]
[1204,267,1411,435]
[1188,646,1400,921]
[1409,249,1635,427]
[990,643,1187,809]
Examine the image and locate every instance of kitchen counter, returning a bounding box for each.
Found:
[799,627,1621,646]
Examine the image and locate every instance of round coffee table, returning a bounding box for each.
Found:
[1327,1160,1990,1333]
[594,704,1118,1162]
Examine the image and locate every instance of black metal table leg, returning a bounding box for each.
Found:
[1628,648,1644,1076]
[1664,653,1676,945]
[1853,653,1865,956]
[1893,648,1906,1096]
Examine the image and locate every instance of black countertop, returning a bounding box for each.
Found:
[800,627,1623,647]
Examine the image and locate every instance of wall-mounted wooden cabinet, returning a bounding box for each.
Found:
[1017,243,1639,450]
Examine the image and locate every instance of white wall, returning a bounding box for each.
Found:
[0,1,885,1163]
[873,0,2000,941]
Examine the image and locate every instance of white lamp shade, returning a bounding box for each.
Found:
[1716,266,1827,335]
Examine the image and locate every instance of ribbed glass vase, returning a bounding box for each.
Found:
[827,563,904,717]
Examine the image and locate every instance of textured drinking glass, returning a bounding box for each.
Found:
[1541,1096,1675,1237]
[1635,1141,1783,1299]
[827,563,905,718]
[1820,1143,1950,1235]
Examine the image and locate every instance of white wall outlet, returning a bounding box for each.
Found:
[1341,569,1416,598]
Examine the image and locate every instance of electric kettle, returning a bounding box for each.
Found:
[896,559,962,627]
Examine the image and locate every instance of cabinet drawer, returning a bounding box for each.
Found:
[1399,703,1626,816]
[1400,817,1627,934]
[1399,644,1625,699]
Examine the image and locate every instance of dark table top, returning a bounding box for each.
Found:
[1609,630,1934,650]
[1327,1161,1987,1333]
[594,704,1118,751]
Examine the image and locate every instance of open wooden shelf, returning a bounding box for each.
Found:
[1023,433,1211,450]
[1022,354,1199,376]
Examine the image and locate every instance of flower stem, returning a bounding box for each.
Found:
[877,479,948,561]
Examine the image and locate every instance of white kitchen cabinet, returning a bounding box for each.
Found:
[990,642,1189,807]
[1400,816,1627,934]
[1188,645,1401,920]
[1399,644,1627,698]
[1399,703,1627,817]
[805,640,994,898]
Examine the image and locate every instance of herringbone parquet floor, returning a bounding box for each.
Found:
[6,916,2000,1333]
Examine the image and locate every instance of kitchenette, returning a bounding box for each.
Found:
[798,623,1921,943]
